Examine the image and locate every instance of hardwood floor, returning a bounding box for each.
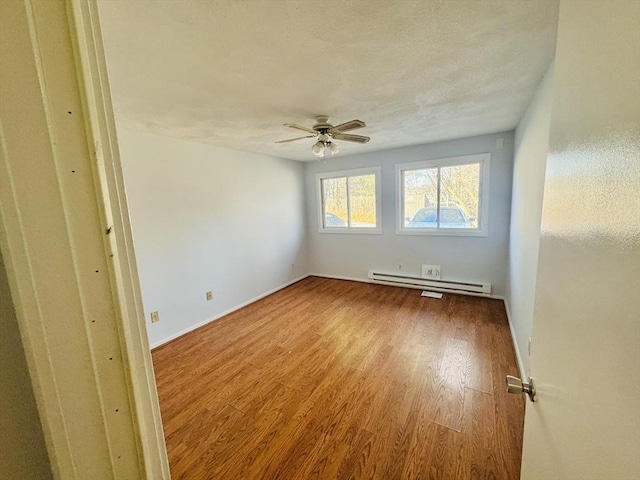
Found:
[152,277,525,479]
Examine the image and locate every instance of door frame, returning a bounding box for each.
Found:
[0,0,169,477]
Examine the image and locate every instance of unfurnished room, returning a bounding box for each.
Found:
[1,1,639,479]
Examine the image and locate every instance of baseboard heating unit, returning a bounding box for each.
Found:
[368,270,492,297]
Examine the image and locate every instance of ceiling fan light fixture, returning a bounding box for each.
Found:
[328,141,338,155]
[312,141,325,157]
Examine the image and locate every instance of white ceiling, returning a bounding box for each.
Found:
[97,0,559,161]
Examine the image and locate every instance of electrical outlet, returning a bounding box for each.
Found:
[206,291,213,301]
[421,264,441,279]
[150,311,159,323]
[398,264,403,270]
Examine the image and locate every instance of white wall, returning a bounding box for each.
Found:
[118,129,308,346]
[304,132,514,296]
[506,64,555,376]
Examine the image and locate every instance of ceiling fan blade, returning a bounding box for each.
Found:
[275,135,316,144]
[284,123,318,135]
[329,119,366,133]
[332,133,370,144]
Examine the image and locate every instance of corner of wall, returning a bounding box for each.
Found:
[502,296,527,378]
[506,61,554,380]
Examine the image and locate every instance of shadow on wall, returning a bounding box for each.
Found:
[0,252,53,479]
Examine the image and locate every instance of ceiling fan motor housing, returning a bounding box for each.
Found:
[313,115,333,133]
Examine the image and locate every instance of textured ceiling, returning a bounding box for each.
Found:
[97,0,559,161]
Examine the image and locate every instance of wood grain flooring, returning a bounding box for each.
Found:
[152,277,525,479]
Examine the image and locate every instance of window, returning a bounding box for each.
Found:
[317,167,382,233]
[396,153,490,236]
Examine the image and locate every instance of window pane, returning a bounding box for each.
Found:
[439,163,480,229]
[348,174,376,227]
[322,177,347,227]
[403,168,438,228]
[319,168,381,233]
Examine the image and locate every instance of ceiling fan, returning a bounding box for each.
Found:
[276,115,370,158]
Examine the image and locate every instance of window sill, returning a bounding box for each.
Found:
[319,228,382,235]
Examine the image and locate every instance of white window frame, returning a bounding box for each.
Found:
[396,153,490,237]
[316,166,382,234]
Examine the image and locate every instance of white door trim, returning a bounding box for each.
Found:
[67,0,169,475]
[0,0,169,477]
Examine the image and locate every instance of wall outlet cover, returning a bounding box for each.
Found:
[421,264,441,279]
[206,291,213,301]
[150,311,159,323]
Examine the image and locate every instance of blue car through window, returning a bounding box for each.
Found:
[407,206,472,229]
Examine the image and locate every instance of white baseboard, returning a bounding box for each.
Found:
[309,273,370,284]
[501,296,526,379]
[150,275,309,349]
